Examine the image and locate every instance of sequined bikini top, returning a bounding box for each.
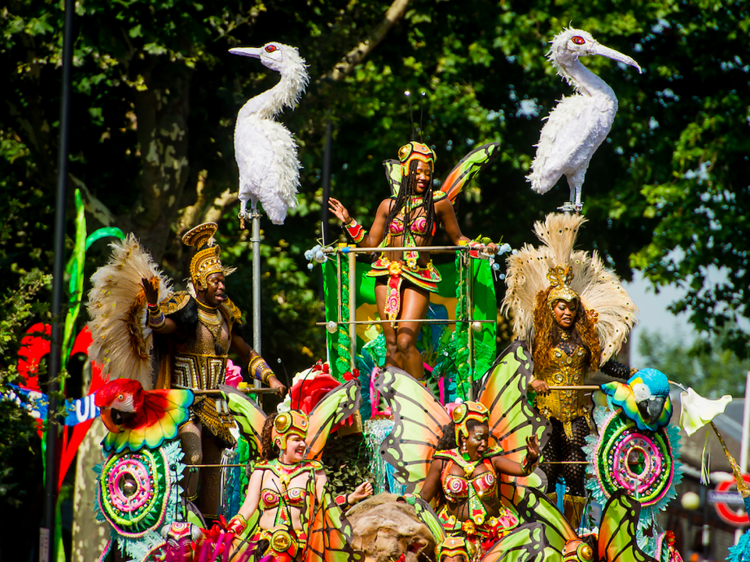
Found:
[434,449,500,504]
[260,487,308,510]
[388,215,429,236]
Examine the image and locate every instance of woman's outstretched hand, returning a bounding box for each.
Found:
[328,198,352,225]
[349,481,374,504]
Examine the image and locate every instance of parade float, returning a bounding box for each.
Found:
[8,27,749,562]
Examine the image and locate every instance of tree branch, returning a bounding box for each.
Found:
[178,170,238,232]
[321,0,411,82]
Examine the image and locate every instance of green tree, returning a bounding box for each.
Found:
[637,327,750,398]
[1,0,748,367]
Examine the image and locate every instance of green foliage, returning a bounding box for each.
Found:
[0,269,51,509]
[637,327,750,398]
[1,0,748,369]
[320,432,372,498]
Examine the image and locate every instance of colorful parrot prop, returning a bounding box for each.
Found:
[600,368,672,431]
[95,378,193,453]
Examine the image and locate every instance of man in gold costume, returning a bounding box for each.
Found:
[142,222,286,523]
[502,214,638,529]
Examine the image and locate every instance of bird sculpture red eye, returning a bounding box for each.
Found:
[265,45,278,53]
[572,36,585,45]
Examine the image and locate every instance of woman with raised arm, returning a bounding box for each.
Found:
[329,142,496,379]
[419,402,540,559]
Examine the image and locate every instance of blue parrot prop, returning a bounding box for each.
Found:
[601,368,673,431]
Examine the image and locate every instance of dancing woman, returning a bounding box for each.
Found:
[329,142,497,379]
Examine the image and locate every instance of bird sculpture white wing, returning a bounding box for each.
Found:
[230,42,309,226]
[527,28,641,211]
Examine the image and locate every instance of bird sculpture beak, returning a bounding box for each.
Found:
[637,395,667,425]
[229,47,263,59]
[590,43,642,74]
[100,408,122,434]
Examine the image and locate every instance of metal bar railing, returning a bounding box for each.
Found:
[317,318,495,327]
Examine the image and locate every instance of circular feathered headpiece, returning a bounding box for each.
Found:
[182,223,224,289]
[451,401,489,445]
[273,410,309,451]
[398,141,435,174]
[502,213,639,363]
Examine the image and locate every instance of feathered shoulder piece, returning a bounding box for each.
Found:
[87,234,173,390]
[502,213,638,363]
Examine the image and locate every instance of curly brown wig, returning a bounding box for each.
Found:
[532,287,601,374]
[260,413,279,461]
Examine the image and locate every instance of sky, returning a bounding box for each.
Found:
[624,271,691,366]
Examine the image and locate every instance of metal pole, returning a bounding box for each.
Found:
[321,122,332,246]
[466,255,475,400]
[43,0,74,558]
[737,371,750,545]
[251,202,261,389]
[348,251,357,370]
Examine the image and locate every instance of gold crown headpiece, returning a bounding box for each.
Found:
[546,264,578,309]
[273,410,309,451]
[436,536,475,562]
[182,223,224,289]
[451,401,489,445]
[398,141,435,175]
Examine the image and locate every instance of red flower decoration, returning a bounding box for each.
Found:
[342,368,359,382]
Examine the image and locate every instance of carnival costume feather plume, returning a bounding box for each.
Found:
[502,213,638,363]
[87,235,171,389]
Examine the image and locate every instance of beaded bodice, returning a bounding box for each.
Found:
[534,339,589,426]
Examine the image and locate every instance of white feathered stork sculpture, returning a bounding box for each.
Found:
[230,42,309,226]
[527,28,641,211]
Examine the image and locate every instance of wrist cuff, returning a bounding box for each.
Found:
[344,219,366,243]
[249,355,275,385]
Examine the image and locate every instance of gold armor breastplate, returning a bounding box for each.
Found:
[173,305,231,390]
[534,343,589,436]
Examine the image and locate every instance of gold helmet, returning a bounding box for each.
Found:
[273,410,309,450]
[546,264,579,309]
[182,223,224,290]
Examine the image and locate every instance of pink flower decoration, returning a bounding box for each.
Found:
[224,359,243,388]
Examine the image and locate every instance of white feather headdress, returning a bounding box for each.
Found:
[502,213,638,363]
[86,235,172,389]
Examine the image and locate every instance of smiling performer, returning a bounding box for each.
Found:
[329,141,498,379]
[228,409,372,561]
[141,222,286,523]
[503,213,638,528]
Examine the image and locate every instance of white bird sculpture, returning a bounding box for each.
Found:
[230,42,309,226]
[527,28,641,211]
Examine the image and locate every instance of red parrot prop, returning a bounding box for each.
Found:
[95,378,194,453]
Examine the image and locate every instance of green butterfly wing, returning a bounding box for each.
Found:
[598,491,658,562]
[383,159,403,197]
[480,522,549,562]
[305,379,361,461]
[219,384,266,459]
[438,142,499,204]
[499,483,577,559]
[412,496,445,544]
[476,342,551,466]
[375,367,451,494]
